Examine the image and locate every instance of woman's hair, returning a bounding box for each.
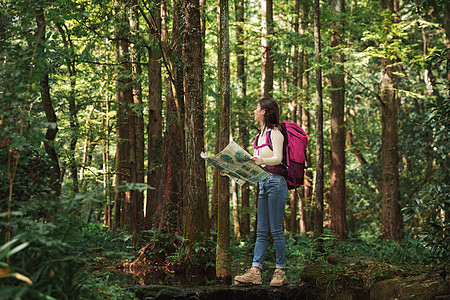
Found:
[259,97,280,129]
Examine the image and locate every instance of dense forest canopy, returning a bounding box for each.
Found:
[0,0,449,297]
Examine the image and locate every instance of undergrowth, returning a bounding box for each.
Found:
[1,211,437,300]
[231,229,434,286]
[0,212,136,300]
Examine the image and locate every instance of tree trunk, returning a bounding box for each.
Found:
[232,181,240,238]
[216,0,232,284]
[444,5,450,82]
[288,0,301,235]
[130,0,145,234]
[261,0,273,97]
[102,100,112,229]
[300,0,311,235]
[210,144,219,231]
[156,0,184,234]
[380,0,402,241]
[115,0,133,229]
[313,0,324,239]
[55,23,79,194]
[329,0,348,240]
[235,0,250,239]
[146,1,163,228]
[182,0,209,244]
[36,8,61,202]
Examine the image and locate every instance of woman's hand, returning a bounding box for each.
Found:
[251,156,262,165]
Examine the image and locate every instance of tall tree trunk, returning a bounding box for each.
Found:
[235,0,250,239]
[102,99,112,229]
[329,0,348,240]
[216,0,232,284]
[300,0,311,235]
[210,139,219,231]
[182,0,209,245]
[129,0,145,234]
[288,0,301,235]
[115,0,133,229]
[146,1,163,228]
[210,0,221,233]
[261,0,273,97]
[313,0,324,239]
[56,23,79,194]
[36,8,61,202]
[380,0,401,241]
[156,0,184,234]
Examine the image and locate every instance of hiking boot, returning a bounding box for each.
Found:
[234,268,263,285]
[270,269,288,287]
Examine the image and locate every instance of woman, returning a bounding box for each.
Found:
[234,97,289,287]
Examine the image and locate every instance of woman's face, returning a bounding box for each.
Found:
[254,103,265,124]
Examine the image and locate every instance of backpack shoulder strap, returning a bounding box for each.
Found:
[254,128,272,150]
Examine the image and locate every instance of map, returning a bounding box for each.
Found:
[201,140,270,186]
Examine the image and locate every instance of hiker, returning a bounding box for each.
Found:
[234,97,289,287]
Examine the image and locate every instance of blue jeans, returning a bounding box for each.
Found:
[252,174,288,269]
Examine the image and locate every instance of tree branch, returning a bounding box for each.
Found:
[343,68,383,104]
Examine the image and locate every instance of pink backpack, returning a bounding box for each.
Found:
[254,122,309,189]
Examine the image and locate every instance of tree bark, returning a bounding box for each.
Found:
[380,0,402,241]
[261,0,273,97]
[232,181,240,238]
[329,0,348,240]
[102,100,112,229]
[300,0,311,235]
[182,0,209,244]
[114,0,133,229]
[313,0,324,239]
[156,0,184,234]
[216,0,232,284]
[146,1,163,228]
[130,0,145,234]
[36,8,61,201]
[235,0,250,239]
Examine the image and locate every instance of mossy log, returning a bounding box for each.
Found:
[128,282,314,300]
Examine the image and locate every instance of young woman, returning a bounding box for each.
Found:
[234,97,289,287]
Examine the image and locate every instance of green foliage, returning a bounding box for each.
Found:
[0,237,33,286]
[403,184,450,272]
[137,229,216,277]
[0,204,135,299]
[400,39,450,278]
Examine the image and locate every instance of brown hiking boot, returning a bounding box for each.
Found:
[270,269,288,287]
[234,268,263,285]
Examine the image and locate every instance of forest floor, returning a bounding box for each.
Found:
[89,252,450,299]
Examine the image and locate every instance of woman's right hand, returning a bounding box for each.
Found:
[251,156,262,165]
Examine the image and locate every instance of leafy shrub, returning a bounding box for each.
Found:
[403,184,450,276]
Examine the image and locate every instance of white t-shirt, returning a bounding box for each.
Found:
[253,127,284,166]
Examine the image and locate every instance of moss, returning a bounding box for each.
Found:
[370,276,450,299]
[300,255,450,299]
